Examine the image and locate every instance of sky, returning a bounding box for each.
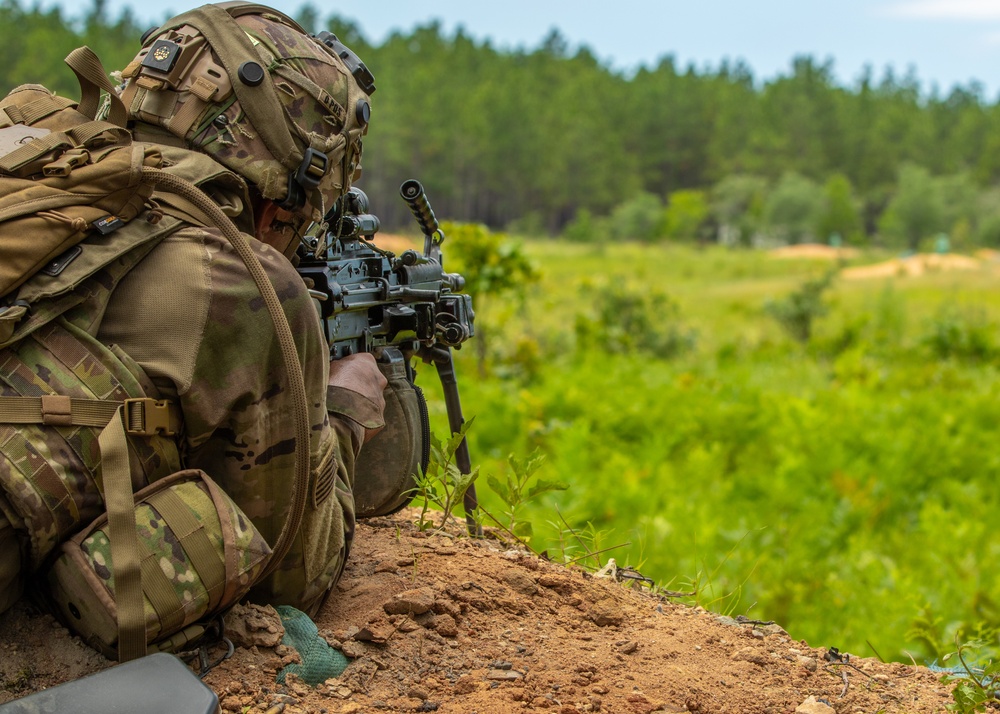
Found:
[56,0,1000,98]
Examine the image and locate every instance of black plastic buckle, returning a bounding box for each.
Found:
[296,147,328,190]
[279,148,328,210]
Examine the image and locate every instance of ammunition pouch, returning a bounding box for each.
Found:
[352,352,428,518]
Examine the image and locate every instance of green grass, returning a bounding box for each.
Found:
[420,242,1000,663]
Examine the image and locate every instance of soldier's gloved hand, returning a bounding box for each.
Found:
[327,353,387,444]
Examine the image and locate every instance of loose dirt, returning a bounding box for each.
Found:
[840,253,984,280]
[769,244,860,260]
[0,511,956,713]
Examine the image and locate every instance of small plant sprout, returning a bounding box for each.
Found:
[413,421,479,532]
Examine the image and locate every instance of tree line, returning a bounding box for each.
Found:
[4,0,1000,248]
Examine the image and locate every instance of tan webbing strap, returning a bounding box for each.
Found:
[142,166,310,582]
[153,5,302,171]
[145,486,227,612]
[98,407,146,662]
[0,396,179,435]
[0,396,121,427]
[64,47,129,127]
[166,96,208,139]
[8,95,77,125]
[138,540,186,635]
[66,121,131,149]
[201,475,240,605]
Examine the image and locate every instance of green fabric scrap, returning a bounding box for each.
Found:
[275,605,349,686]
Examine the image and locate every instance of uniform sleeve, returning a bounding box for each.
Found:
[98,226,355,612]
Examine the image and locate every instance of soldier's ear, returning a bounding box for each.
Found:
[253,199,301,258]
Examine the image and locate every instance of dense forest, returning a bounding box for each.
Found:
[5,0,1000,248]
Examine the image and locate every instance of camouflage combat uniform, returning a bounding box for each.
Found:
[5,146,376,615]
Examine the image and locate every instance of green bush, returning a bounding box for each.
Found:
[574,281,696,357]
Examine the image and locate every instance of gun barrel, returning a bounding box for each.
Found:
[399,179,439,237]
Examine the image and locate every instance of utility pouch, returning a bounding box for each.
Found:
[46,469,271,659]
[352,352,428,518]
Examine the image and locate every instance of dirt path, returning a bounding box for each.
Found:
[0,511,955,713]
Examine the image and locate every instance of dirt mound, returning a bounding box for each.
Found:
[0,511,954,713]
[769,244,859,260]
[841,253,983,281]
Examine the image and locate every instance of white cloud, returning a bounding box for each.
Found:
[882,0,1000,20]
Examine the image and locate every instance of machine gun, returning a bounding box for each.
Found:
[296,180,480,531]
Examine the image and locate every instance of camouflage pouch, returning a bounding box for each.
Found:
[46,469,271,660]
[352,352,428,518]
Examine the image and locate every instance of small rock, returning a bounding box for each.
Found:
[502,570,539,596]
[487,669,524,681]
[355,616,395,643]
[796,696,835,714]
[340,641,367,659]
[384,587,436,616]
[336,625,361,641]
[588,598,624,627]
[225,603,284,648]
[397,619,421,633]
[407,686,429,700]
[796,655,818,672]
[619,641,639,655]
[626,693,655,714]
[431,614,459,638]
[538,574,575,594]
[374,561,397,574]
[759,623,788,637]
[731,647,768,666]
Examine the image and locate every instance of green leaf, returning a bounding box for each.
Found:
[487,473,514,506]
[526,479,570,499]
[512,520,534,538]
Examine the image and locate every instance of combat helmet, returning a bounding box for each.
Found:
[118,2,375,236]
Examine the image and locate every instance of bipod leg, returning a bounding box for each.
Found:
[431,347,482,537]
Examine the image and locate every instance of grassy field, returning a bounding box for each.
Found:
[418,242,1000,663]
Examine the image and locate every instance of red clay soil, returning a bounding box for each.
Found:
[0,511,958,713]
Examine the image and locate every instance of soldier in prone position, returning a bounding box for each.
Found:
[0,2,398,652]
[104,4,386,614]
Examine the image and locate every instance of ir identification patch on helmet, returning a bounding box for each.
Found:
[141,40,182,73]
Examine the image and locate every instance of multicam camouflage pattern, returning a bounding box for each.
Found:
[124,6,369,225]
[194,13,362,217]
[92,169,355,615]
[2,140,355,628]
[0,318,181,569]
[77,475,270,642]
